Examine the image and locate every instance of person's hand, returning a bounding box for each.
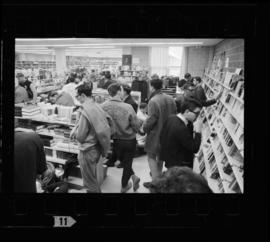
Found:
[70,127,77,140]
[194,120,203,134]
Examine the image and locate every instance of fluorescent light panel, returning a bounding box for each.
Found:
[16,42,203,47]
[16,38,77,41]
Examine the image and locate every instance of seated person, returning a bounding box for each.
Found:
[15,77,29,104]
[147,166,213,193]
[14,131,53,193]
[136,102,148,146]
[48,90,75,107]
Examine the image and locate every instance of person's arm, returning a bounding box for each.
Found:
[177,124,202,154]
[76,114,90,144]
[30,83,37,103]
[142,100,159,133]
[196,86,216,107]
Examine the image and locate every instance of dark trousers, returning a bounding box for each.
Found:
[114,139,136,187]
[108,141,118,164]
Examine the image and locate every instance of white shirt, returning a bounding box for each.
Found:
[62,82,80,105]
[176,113,188,126]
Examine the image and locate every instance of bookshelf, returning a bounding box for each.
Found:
[194,66,244,193]
[16,61,56,71]
[15,115,108,186]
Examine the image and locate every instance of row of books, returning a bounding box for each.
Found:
[200,110,240,191]
[22,105,41,118]
[205,107,244,167]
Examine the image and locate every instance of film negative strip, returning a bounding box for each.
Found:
[1,1,268,241]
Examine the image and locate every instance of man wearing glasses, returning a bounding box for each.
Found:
[159,98,203,170]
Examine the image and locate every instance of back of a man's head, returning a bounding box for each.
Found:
[105,71,111,79]
[178,79,187,88]
[150,78,163,90]
[180,97,202,114]
[122,84,131,95]
[76,83,93,97]
[194,76,202,83]
[107,83,121,97]
[184,73,192,80]
[149,166,213,193]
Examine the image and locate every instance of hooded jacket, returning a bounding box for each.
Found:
[76,99,113,156]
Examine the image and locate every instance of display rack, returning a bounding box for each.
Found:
[118,66,142,84]
[194,65,244,193]
[15,115,108,188]
[16,61,56,70]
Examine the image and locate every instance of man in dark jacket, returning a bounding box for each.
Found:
[159,98,202,169]
[122,84,138,113]
[143,78,177,182]
[189,76,222,107]
[175,76,222,113]
[101,72,116,90]
[14,131,52,193]
[131,71,149,103]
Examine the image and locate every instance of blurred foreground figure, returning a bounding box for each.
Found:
[148,166,213,193]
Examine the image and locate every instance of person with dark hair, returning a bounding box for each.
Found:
[102,83,141,193]
[66,73,76,84]
[187,76,222,107]
[175,76,222,113]
[98,71,116,90]
[178,79,187,89]
[16,73,37,104]
[108,84,138,169]
[70,83,112,193]
[184,73,192,82]
[151,74,159,80]
[75,74,83,85]
[131,70,150,103]
[14,131,52,193]
[160,98,202,169]
[122,84,138,113]
[15,77,29,104]
[143,78,177,186]
[48,90,75,106]
[147,166,213,193]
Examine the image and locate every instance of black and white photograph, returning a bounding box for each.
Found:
[14,38,244,194]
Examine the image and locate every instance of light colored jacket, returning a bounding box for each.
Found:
[76,99,112,156]
[102,96,140,140]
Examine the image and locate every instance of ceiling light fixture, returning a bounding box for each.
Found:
[67,46,115,49]
[16,42,203,47]
[16,38,77,41]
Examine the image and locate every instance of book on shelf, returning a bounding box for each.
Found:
[223,163,233,176]
[229,145,243,164]
[210,168,220,180]
[223,72,234,87]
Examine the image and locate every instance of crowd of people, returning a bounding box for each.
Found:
[15,69,222,193]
